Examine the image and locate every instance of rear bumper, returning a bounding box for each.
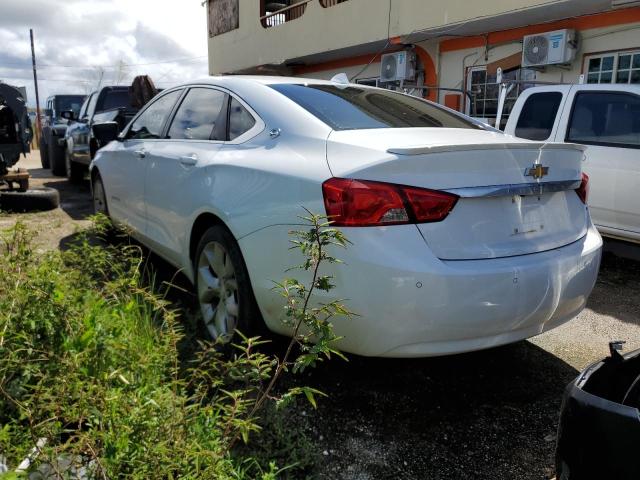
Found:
[316,222,602,357]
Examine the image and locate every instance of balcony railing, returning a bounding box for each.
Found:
[320,0,349,7]
[260,0,312,28]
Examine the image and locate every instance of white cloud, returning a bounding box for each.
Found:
[0,0,209,106]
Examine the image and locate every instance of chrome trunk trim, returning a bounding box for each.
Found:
[444,180,582,198]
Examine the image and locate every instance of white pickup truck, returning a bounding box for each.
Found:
[505,84,640,244]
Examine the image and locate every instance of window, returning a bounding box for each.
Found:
[86,93,99,119]
[168,88,227,141]
[208,0,239,37]
[127,90,182,140]
[467,66,536,129]
[567,92,640,149]
[270,84,481,131]
[515,92,563,141]
[228,98,256,140]
[99,89,131,112]
[320,0,349,6]
[585,51,640,85]
[260,0,308,28]
[78,94,92,120]
[355,78,379,87]
[55,96,84,119]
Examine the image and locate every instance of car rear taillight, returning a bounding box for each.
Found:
[322,178,458,227]
[576,173,589,204]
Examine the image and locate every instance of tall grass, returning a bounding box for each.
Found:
[0,221,317,479]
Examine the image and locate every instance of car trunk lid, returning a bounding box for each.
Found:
[326,128,588,260]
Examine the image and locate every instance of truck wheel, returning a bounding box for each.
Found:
[49,141,66,176]
[39,137,50,169]
[0,188,60,213]
[65,151,85,184]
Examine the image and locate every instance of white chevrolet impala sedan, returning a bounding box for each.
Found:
[90,76,602,357]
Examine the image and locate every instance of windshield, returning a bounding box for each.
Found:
[55,95,85,118]
[270,84,481,131]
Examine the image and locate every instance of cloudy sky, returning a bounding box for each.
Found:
[0,0,209,107]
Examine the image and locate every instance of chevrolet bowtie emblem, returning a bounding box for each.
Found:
[525,164,549,179]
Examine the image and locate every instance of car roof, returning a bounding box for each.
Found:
[173,75,355,90]
[526,83,640,93]
[196,75,334,84]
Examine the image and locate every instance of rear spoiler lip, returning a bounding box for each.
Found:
[444,179,582,198]
[387,142,587,156]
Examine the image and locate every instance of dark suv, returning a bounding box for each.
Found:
[40,94,85,171]
[61,86,137,182]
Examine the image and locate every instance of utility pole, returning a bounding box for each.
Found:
[30,28,42,145]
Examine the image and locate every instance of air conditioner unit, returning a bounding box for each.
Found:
[522,29,577,67]
[380,51,416,83]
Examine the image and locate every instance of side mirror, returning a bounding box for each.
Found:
[92,122,120,146]
[61,110,76,121]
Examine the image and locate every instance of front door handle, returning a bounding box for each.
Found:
[134,149,146,159]
[179,154,198,167]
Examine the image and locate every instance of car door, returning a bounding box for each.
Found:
[556,88,640,239]
[106,89,183,235]
[143,86,229,266]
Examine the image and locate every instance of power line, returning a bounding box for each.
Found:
[0,74,91,84]
[0,55,208,70]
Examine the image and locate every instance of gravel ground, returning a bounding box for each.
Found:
[4,151,640,479]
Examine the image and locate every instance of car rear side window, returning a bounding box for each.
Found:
[515,92,563,141]
[127,90,182,140]
[567,92,640,149]
[228,98,256,140]
[168,88,227,141]
[270,84,480,131]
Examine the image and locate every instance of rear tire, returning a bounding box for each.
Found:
[194,225,260,343]
[0,188,60,212]
[50,141,66,176]
[91,172,109,216]
[66,151,85,184]
[39,137,50,169]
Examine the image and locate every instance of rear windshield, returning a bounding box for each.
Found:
[270,84,480,131]
[55,96,85,117]
[98,89,132,112]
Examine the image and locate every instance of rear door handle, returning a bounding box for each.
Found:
[179,154,198,167]
[134,149,146,159]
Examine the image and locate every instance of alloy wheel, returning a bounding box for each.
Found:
[197,241,239,342]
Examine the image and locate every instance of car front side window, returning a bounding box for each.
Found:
[78,95,92,120]
[167,88,227,141]
[126,90,183,140]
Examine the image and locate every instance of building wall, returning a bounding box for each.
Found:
[207,0,592,74]
[291,12,640,121]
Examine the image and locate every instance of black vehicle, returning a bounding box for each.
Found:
[39,94,85,171]
[60,78,160,184]
[556,342,640,480]
[0,82,31,176]
[61,86,137,183]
